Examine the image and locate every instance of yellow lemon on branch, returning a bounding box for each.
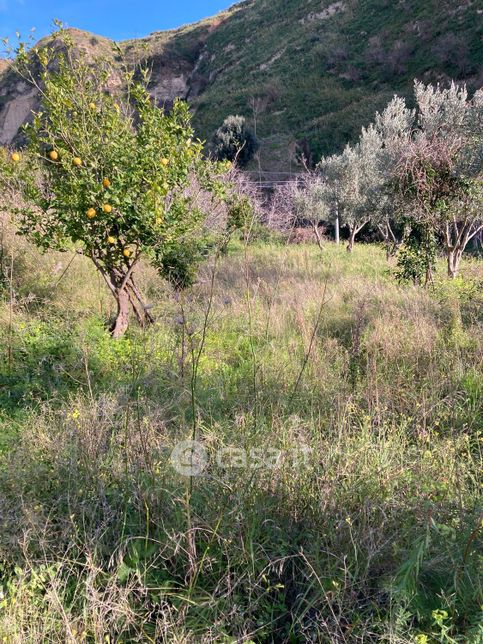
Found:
[86,208,97,219]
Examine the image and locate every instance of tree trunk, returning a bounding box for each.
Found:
[335,205,340,245]
[90,255,155,338]
[347,228,356,253]
[126,276,155,327]
[444,219,483,280]
[312,222,324,251]
[447,248,463,279]
[111,287,131,338]
[346,221,369,253]
[104,267,154,338]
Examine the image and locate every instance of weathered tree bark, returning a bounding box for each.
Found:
[447,248,463,279]
[126,276,155,327]
[110,286,131,338]
[346,221,369,253]
[347,228,356,253]
[444,219,482,279]
[90,255,154,337]
[311,222,324,251]
[110,273,154,336]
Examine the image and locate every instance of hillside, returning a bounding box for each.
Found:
[1,0,482,172]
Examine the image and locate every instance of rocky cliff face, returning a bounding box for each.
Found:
[0,15,219,144]
[0,81,39,145]
[1,0,482,171]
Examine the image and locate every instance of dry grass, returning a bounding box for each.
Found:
[0,225,481,642]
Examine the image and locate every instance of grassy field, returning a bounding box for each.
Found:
[0,227,482,642]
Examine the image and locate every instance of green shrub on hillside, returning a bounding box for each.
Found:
[211,115,259,167]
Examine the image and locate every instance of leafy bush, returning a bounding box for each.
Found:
[211,115,259,167]
[395,221,437,286]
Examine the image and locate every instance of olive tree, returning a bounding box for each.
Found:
[4,31,227,337]
[268,174,329,248]
[319,124,387,252]
[318,147,359,251]
[393,82,482,278]
[372,96,414,256]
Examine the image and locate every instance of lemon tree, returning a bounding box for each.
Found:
[7,30,226,337]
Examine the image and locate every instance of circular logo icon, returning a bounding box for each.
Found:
[170,440,208,477]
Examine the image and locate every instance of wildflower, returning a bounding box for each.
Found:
[432,609,449,624]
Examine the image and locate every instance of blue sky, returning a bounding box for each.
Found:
[0,0,235,44]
